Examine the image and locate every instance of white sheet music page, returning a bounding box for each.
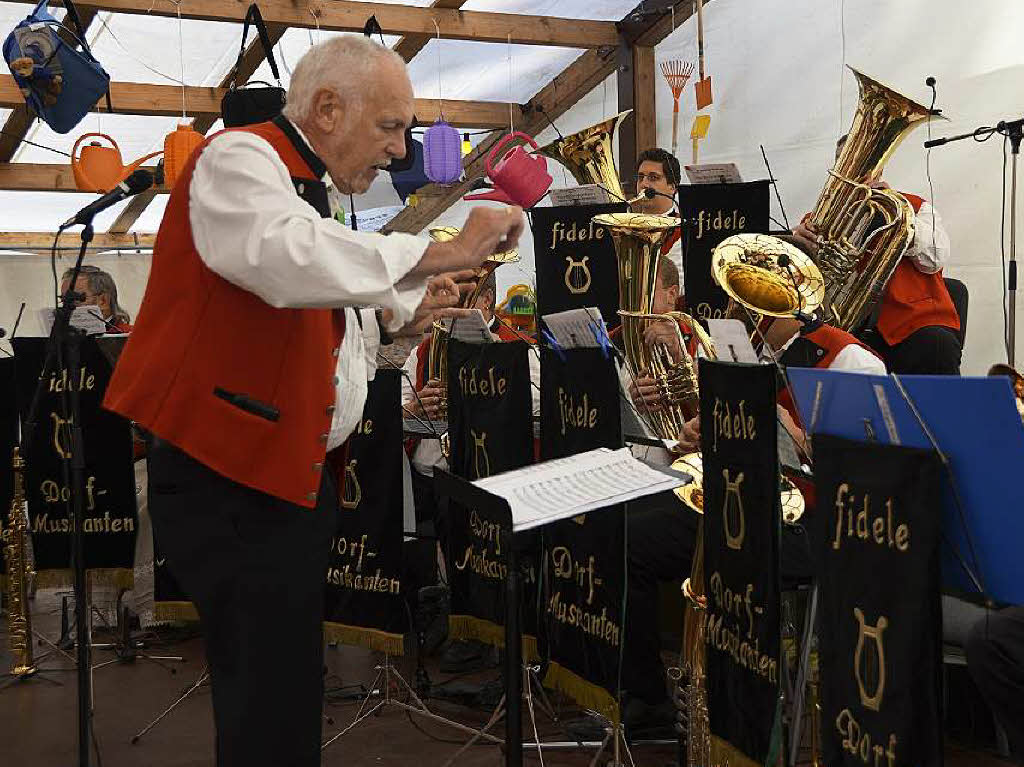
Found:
[708,318,759,363]
[541,307,606,349]
[473,447,684,531]
[445,309,493,345]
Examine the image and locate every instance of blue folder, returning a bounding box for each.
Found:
[788,369,1024,605]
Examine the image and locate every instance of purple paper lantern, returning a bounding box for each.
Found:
[423,120,462,183]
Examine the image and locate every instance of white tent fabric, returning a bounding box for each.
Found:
[0,0,1022,374]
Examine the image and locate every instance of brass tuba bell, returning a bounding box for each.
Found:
[534,110,632,202]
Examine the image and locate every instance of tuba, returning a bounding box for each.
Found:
[807,68,937,331]
[425,227,519,418]
[5,446,36,678]
[535,110,632,203]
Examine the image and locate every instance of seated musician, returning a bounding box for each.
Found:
[402,270,540,673]
[632,148,684,281]
[60,264,132,332]
[791,135,961,374]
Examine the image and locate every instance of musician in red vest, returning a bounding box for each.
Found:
[791,134,962,374]
[103,36,523,767]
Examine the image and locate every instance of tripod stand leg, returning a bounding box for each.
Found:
[523,667,546,767]
[438,694,507,767]
[130,669,209,744]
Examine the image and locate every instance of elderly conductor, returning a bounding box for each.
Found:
[104,36,523,766]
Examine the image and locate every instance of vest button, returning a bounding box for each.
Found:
[333,376,340,386]
[333,347,341,358]
[816,349,824,357]
[306,491,317,502]
[319,433,329,443]
[326,405,336,416]
[312,462,323,472]
[298,183,305,194]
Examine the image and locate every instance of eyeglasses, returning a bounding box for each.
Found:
[636,172,666,184]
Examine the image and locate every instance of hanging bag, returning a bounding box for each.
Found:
[3,0,112,134]
[220,4,286,127]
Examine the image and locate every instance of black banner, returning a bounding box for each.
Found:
[810,435,944,767]
[324,369,408,654]
[539,346,622,460]
[0,357,18,584]
[678,181,770,322]
[12,337,137,587]
[446,339,536,651]
[699,360,781,766]
[533,203,626,329]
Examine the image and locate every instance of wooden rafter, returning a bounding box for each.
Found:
[0,8,98,161]
[0,162,165,192]
[392,0,469,62]
[383,0,703,235]
[29,0,619,49]
[0,76,516,127]
[0,231,155,249]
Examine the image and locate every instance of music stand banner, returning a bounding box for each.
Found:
[534,204,626,330]
[446,339,537,654]
[323,369,407,654]
[699,360,781,767]
[811,434,944,767]
[539,346,622,460]
[12,337,137,588]
[0,357,17,588]
[678,180,769,322]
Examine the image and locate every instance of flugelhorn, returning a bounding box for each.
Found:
[535,110,632,202]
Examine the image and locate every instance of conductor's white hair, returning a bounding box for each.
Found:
[283,36,404,123]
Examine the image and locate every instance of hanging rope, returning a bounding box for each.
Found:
[507,32,514,134]
[432,19,444,121]
[175,0,186,119]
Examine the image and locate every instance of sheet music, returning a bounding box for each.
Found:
[683,163,743,185]
[446,309,493,345]
[541,307,606,349]
[473,447,684,531]
[548,184,613,206]
[708,319,759,363]
[37,306,109,336]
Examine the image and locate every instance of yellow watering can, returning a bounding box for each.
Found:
[71,132,162,193]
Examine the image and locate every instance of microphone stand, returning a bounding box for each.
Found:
[22,220,96,767]
[925,116,1024,365]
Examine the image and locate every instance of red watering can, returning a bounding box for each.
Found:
[464,131,551,209]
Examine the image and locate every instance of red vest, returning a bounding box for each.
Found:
[876,193,960,345]
[104,121,344,509]
[661,227,682,255]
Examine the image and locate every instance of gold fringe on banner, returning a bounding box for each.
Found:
[710,735,761,767]
[543,660,619,722]
[33,567,135,590]
[447,615,539,661]
[153,601,199,622]
[323,622,404,656]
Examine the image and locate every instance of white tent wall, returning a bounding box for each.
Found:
[0,0,1020,376]
[651,0,1024,374]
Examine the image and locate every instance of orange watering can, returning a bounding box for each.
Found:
[464,131,551,209]
[71,133,163,193]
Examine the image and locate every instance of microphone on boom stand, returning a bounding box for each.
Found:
[61,170,154,230]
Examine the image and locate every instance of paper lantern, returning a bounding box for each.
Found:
[163,123,204,187]
[423,120,462,184]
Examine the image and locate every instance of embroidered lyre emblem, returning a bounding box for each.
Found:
[340,459,362,510]
[51,412,72,459]
[853,607,888,711]
[722,469,745,550]
[572,514,586,526]
[471,430,491,479]
[564,255,592,295]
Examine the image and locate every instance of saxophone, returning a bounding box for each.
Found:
[5,446,36,678]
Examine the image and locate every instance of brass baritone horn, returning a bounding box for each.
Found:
[535,110,632,203]
[808,68,938,331]
[425,227,519,417]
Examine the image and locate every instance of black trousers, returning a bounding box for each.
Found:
[966,607,1024,761]
[622,491,699,705]
[863,325,962,375]
[148,440,338,767]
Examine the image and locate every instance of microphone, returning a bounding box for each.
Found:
[61,170,154,229]
[776,252,815,325]
[925,76,936,88]
[641,187,679,206]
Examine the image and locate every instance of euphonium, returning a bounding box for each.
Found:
[807,68,937,331]
[425,227,519,418]
[5,446,36,678]
[535,110,632,202]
